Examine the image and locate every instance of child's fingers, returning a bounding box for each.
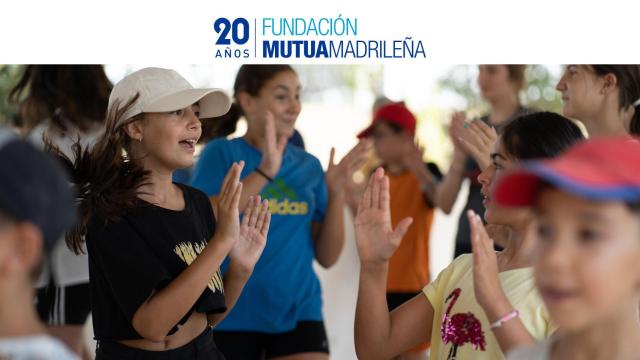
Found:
[361,171,375,210]
[371,169,382,210]
[475,214,493,250]
[328,147,336,167]
[260,206,271,237]
[473,120,496,140]
[391,217,413,241]
[219,162,237,203]
[230,181,243,210]
[470,122,495,147]
[254,197,267,233]
[380,175,390,211]
[277,135,288,154]
[223,161,244,204]
[248,196,260,228]
[467,122,486,141]
[457,136,479,155]
[223,162,243,208]
[264,112,276,148]
[349,147,369,171]
[468,210,481,254]
[241,196,253,226]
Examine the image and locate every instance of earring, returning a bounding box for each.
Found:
[138,137,143,142]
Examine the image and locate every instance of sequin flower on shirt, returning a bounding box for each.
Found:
[441,288,486,359]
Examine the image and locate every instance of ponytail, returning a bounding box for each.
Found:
[591,65,640,136]
[201,102,243,141]
[45,95,150,254]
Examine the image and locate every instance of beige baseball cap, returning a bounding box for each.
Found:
[109,67,231,127]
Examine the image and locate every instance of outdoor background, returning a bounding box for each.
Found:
[0,64,563,359]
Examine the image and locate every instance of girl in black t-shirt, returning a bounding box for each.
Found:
[51,67,271,360]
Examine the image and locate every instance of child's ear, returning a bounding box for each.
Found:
[601,73,618,95]
[123,119,145,142]
[236,92,254,116]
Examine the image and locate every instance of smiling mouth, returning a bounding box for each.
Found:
[179,139,197,152]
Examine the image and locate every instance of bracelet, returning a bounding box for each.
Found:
[490,309,519,329]
[255,167,274,182]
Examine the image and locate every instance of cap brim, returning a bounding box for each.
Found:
[143,88,231,118]
[494,161,640,207]
[357,124,374,139]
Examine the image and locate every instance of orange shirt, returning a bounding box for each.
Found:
[387,170,435,292]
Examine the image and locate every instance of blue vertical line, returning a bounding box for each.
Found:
[254,17,257,58]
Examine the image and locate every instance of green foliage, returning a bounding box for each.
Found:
[0,65,23,125]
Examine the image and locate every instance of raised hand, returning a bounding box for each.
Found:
[355,167,413,264]
[258,111,288,178]
[449,111,468,151]
[325,140,371,196]
[229,195,271,273]
[457,118,498,171]
[468,209,504,311]
[215,161,245,248]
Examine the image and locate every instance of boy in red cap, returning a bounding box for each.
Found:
[356,102,441,358]
[493,137,640,359]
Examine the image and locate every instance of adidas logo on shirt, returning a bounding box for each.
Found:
[261,179,309,216]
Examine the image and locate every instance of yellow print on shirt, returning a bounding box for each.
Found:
[173,241,224,294]
[268,198,308,215]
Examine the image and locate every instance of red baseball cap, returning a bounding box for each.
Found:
[494,137,640,207]
[357,103,416,139]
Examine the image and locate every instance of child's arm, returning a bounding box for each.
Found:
[208,196,271,326]
[356,263,435,360]
[468,211,536,354]
[209,112,287,213]
[354,168,435,359]
[314,141,370,268]
[131,163,244,341]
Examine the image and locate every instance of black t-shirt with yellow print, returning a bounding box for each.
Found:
[86,183,226,341]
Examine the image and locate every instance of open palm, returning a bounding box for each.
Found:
[230,195,270,272]
[355,168,413,263]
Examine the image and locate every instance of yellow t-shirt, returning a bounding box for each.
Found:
[423,254,555,360]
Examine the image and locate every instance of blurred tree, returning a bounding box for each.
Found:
[0,65,23,126]
[438,64,563,115]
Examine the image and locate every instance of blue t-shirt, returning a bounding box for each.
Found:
[190,137,328,333]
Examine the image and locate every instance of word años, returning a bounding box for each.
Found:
[214,48,251,59]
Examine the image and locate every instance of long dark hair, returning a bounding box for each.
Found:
[47,95,150,254]
[501,111,586,160]
[9,65,113,133]
[590,65,640,136]
[203,65,295,140]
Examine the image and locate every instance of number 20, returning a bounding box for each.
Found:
[214,18,249,45]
